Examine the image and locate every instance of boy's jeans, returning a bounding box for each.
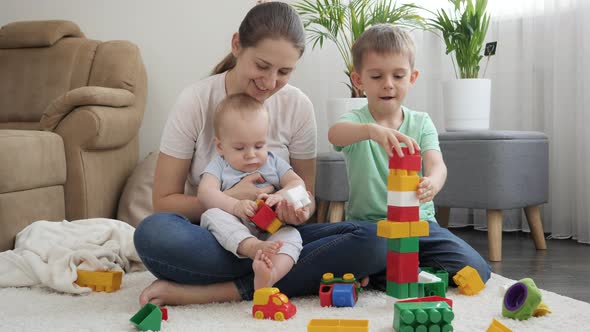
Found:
[134,213,491,300]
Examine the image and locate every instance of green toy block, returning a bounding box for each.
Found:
[420,267,449,290]
[394,301,454,332]
[130,303,162,331]
[502,278,542,320]
[387,237,420,253]
[386,281,419,299]
[418,280,447,298]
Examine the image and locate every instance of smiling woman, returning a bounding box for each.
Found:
[132,1,391,307]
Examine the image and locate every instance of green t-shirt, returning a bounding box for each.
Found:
[334,105,440,222]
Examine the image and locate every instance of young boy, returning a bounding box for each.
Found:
[328,24,491,283]
[198,93,309,290]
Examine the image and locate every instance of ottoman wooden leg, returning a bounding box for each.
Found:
[317,200,329,223]
[487,209,503,262]
[524,205,547,250]
[328,201,345,223]
[437,207,450,228]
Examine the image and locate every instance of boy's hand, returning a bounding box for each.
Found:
[233,199,258,221]
[257,193,283,207]
[275,198,311,226]
[418,177,438,203]
[367,123,420,157]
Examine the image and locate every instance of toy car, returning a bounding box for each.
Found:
[252,287,296,321]
[319,273,362,307]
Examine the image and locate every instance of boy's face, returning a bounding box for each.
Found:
[215,109,269,173]
[351,51,419,114]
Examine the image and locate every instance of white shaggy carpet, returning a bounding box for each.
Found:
[1,271,589,332]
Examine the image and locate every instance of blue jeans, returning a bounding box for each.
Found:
[134,213,491,300]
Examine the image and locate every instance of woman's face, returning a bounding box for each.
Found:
[230,36,301,102]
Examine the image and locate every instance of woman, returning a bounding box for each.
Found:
[133,2,398,305]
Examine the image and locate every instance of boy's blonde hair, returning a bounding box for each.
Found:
[213,93,268,137]
[352,24,416,72]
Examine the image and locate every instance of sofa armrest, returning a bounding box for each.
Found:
[40,86,135,131]
[49,104,143,150]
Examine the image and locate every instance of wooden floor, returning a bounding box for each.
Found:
[450,227,590,303]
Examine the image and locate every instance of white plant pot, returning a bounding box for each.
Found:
[443,78,491,131]
[326,97,368,127]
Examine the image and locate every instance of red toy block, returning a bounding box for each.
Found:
[251,200,277,229]
[319,284,334,307]
[387,205,419,222]
[160,307,168,321]
[386,251,419,283]
[398,295,453,308]
[389,147,421,171]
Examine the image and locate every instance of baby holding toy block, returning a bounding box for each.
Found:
[328,24,491,284]
[198,93,310,290]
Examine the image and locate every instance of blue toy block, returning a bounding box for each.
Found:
[332,283,356,307]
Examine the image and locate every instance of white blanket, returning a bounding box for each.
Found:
[0,218,144,294]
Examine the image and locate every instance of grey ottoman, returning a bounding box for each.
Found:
[315,152,349,222]
[434,130,549,261]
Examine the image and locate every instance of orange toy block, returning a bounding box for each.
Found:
[377,220,410,239]
[308,319,368,332]
[387,169,419,192]
[75,270,122,292]
[486,318,512,332]
[409,220,430,237]
[453,265,485,295]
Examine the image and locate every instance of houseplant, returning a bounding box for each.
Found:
[293,0,424,98]
[426,0,493,130]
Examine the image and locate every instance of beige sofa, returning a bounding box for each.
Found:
[0,20,147,251]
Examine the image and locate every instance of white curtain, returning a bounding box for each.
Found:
[404,0,590,243]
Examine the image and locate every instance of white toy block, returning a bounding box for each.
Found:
[387,190,420,207]
[418,271,442,283]
[284,185,311,209]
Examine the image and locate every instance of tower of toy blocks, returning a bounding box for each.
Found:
[377,146,428,300]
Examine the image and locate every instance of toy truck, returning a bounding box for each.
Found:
[252,287,296,321]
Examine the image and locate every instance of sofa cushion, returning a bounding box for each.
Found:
[0,130,66,193]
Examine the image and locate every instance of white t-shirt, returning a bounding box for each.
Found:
[160,71,317,187]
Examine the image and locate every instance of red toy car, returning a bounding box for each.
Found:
[252,287,296,321]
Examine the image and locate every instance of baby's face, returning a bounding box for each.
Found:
[216,111,269,173]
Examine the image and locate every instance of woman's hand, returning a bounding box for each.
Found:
[367,123,420,157]
[274,191,312,225]
[418,176,439,203]
[224,173,275,200]
[233,199,258,221]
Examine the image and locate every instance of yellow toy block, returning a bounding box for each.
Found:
[409,220,429,236]
[453,265,485,295]
[387,169,419,192]
[308,319,369,332]
[377,220,410,239]
[75,270,122,292]
[486,318,512,332]
[267,218,282,234]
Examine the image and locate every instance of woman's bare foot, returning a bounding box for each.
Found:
[253,250,275,290]
[360,276,369,287]
[139,279,240,306]
[238,238,283,259]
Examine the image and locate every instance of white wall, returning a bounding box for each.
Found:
[0,0,446,158]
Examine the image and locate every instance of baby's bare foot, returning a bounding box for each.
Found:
[250,240,282,259]
[253,250,275,290]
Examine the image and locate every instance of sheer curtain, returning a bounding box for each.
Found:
[404,0,590,243]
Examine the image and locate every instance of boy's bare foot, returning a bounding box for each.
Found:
[139,279,240,306]
[253,249,275,290]
[238,238,283,259]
